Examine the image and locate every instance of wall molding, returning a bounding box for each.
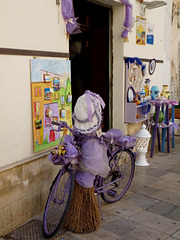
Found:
[0,47,69,58]
[124,56,163,64]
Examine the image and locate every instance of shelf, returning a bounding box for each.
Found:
[124,61,149,124]
[125,102,149,123]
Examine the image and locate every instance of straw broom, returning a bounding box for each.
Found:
[62,179,100,233]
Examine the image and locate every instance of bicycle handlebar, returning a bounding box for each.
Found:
[51,121,63,126]
[51,121,75,135]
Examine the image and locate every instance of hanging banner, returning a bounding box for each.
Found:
[136,16,146,45]
[147,22,154,45]
[30,59,72,152]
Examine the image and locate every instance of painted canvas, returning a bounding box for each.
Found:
[31,59,72,152]
[136,16,146,45]
[147,22,154,45]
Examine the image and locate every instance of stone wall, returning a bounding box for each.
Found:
[0,156,59,236]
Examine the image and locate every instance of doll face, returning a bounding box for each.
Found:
[150,86,160,100]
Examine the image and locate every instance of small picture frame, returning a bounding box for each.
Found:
[127,86,136,103]
[53,77,60,91]
[34,102,40,117]
[44,88,51,100]
[67,94,72,103]
[45,118,51,127]
[60,109,66,118]
[52,116,58,122]
[44,74,51,82]
[66,110,70,119]
[54,91,60,100]
[35,119,42,129]
[34,86,42,97]
[149,58,156,75]
[45,106,53,117]
[61,95,65,105]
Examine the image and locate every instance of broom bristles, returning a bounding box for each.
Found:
[63,180,101,233]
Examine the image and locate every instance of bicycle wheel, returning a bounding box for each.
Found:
[43,168,74,238]
[101,149,135,203]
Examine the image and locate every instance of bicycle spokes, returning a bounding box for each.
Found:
[100,149,135,203]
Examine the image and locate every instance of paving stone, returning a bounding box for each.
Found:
[57,232,82,240]
[160,173,180,182]
[99,211,119,227]
[166,238,179,240]
[123,193,160,209]
[102,200,142,218]
[71,228,121,240]
[147,202,180,221]
[129,210,180,235]
[133,172,160,185]
[119,225,168,240]
[150,181,180,194]
[129,182,158,196]
[102,216,142,237]
[147,190,180,206]
[172,229,180,239]
[135,165,172,178]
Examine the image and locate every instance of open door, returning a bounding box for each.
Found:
[70,0,111,131]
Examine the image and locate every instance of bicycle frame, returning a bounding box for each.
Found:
[50,121,136,218]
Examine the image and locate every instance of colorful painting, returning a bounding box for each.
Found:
[147,22,154,45]
[31,59,72,152]
[136,16,146,45]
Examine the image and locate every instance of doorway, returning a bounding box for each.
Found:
[70,0,111,131]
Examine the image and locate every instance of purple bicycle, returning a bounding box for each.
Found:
[43,121,137,238]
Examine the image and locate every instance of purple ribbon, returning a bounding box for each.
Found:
[169,100,179,106]
[85,90,105,123]
[120,0,133,38]
[61,0,81,35]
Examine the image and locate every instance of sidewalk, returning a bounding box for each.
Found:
[3,137,180,240]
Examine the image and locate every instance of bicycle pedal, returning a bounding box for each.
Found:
[107,189,117,197]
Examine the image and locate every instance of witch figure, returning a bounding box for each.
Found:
[63,90,109,233]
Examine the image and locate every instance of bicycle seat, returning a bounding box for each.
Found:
[103,129,123,140]
[114,135,136,148]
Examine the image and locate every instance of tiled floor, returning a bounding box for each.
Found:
[3,137,180,240]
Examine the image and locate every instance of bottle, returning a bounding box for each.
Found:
[140,88,146,103]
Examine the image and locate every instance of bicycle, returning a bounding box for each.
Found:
[43,121,137,238]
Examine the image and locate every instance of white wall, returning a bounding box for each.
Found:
[112,5,126,132]
[0,0,69,169]
[112,1,170,134]
[170,0,180,100]
[124,2,167,90]
[0,0,68,52]
[163,0,172,87]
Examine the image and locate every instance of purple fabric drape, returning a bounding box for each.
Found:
[120,0,133,38]
[61,0,81,35]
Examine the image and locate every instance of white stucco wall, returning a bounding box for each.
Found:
[162,0,172,87]
[124,1,167,90]
[112,5,125,132]
[0,0,69,169]
[0,0,68,52]
[170,0,180,100]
